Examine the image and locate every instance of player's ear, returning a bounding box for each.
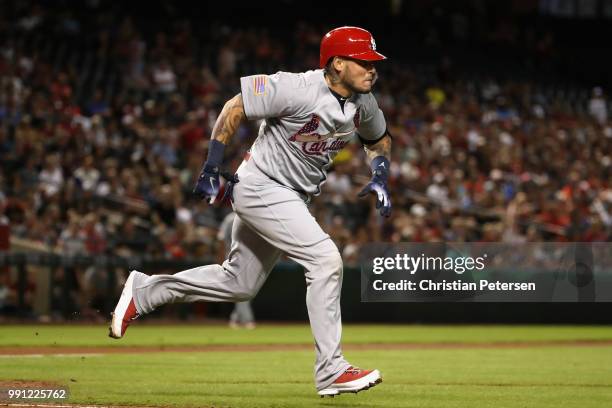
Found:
[332,56,345,72]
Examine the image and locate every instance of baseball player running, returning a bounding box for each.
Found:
[109,26,392,397]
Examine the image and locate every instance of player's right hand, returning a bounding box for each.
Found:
[358,156,392,217]
[193,163,221,204]
[358,179,392,217]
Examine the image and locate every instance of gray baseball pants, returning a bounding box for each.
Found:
[230,301,255,324]
[131,158,350,390]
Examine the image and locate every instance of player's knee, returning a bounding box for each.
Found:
[234,286,257,302]
[319,247,343,276]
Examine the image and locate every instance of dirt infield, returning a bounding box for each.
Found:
[2,405,134,408]
[2,404,158,408]
[1,339,611,356]
[0,381,120,408]
[0,379,164,408]
[0,380,157,408]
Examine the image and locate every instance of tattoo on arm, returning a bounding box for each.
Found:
[364,133,392,162]
[210,94,246,145]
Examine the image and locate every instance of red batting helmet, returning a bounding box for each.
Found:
[319,26,386,69]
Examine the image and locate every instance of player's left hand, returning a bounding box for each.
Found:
[358,178,392,217]
[220,172,239,203]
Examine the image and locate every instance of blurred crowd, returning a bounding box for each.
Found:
[1,2,611,317]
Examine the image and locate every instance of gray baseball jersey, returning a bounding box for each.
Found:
[240,69,386,195]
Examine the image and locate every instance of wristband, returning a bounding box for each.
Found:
[370,156,390,180]
[206,139,226,167]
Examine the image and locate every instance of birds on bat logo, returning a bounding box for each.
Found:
[289,114,356,156]
[290,110,361,143]
[290,114,323,142]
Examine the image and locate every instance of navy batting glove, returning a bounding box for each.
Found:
[358,156,392,217]
[193,163,221,204]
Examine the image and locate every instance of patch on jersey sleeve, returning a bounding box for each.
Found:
[253,76,267,95]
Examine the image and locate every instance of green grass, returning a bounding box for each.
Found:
[1,324,612,347]
[1,325,612,407]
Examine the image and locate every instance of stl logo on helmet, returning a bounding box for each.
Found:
[370,37,376,51]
